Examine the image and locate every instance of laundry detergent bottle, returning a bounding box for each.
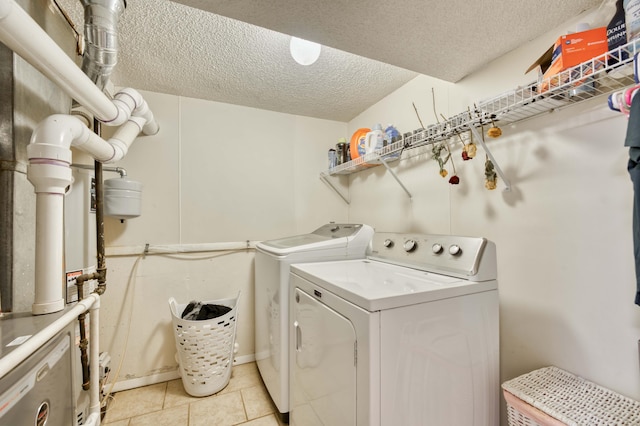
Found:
[625,0,640,44]
[364,123,385,154]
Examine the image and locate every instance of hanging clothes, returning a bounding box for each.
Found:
[624,98,640,306]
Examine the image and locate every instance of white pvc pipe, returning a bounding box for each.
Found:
[0,0,160,135]
[105,241,259,256]
[0,294,103,425]
[89,297,101,425]
[114,88,160,135]
[107,117,145,162]
[1,0,162,314]
[32,193,66,315]
[0,0,118,122]
[32,114,146,163]
[0,293,100,379]
[27,113,151,313]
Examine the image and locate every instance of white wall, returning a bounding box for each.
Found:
[345,9,640,422]
[98,91,348,388]
[78,7,640,417]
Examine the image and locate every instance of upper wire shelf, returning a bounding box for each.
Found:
[323,39,640,178]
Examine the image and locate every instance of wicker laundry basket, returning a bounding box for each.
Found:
[502,366,640,426]
[169,293,240,397]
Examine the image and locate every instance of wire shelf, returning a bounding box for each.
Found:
[323,39,640,180]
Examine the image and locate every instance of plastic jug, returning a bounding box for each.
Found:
[625,0,640,43]
[364,124,385,154]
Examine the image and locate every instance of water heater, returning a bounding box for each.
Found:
[64,167,98,303]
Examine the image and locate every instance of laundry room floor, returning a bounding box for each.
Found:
[102,362,285,426]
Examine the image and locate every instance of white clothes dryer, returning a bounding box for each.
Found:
[290,232,499,426]
[255,223,374,421]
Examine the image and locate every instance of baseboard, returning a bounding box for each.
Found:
[108,353,257,393]
[232,353,256,365]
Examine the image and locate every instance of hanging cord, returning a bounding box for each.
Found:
[101,248,248,415]
[101,253,143,415]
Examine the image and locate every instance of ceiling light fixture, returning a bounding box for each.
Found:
[289,36,321,66]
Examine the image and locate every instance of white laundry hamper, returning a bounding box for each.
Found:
[168,293,240,397]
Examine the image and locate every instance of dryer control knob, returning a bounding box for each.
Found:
[432,243,443,254]
[449,245,462,256]
[383,239,394,248]
[403,239,417,252]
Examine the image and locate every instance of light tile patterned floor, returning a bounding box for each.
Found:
[102,362,287,426]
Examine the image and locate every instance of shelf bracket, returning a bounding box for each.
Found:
[379,158,412,199]
[468,126,511,192]
[319,173,350,204]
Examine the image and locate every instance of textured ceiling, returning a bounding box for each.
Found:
[54,0,601,122]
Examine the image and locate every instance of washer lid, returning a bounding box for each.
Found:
[256,224,373,256]
[291,259,497,311]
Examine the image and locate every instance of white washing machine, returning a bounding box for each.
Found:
[255,223,374,421]
[289,232,499,426]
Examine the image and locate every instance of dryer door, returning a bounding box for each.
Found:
[291,288,357,426]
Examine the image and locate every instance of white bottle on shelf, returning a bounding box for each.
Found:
[625,0,640,43]
[364,124,385,154]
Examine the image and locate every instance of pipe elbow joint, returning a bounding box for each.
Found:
[26,115,83,194]
[115,88,159,135]
[110,97,132,127]
[28,114,86,160]
[142,115,159,136]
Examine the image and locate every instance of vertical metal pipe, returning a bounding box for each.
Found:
[77,118,107,392]
[94,119,106,294]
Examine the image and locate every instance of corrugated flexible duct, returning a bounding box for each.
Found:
[81,0,126,90]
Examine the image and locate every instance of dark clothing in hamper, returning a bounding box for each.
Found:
[624,98,640,306]
[181,301,232,320]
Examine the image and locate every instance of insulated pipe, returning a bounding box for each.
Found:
[0,0,159,134]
